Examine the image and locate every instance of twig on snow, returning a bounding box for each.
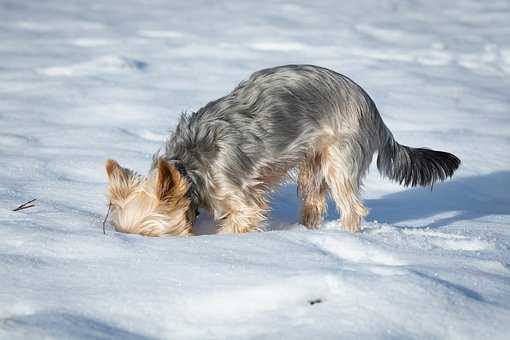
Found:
[102,201,112,235]
[12,198,37,212]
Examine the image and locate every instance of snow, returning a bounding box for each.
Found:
[1,0,510,339]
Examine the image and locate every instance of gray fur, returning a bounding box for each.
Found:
[162,64,460,229]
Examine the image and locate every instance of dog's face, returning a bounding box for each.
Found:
[105,158,192,236]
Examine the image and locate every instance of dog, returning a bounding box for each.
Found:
[105,64,460,236]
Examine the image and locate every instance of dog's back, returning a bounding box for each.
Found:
[168,65,378,174]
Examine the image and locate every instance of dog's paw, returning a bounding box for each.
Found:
[217,225,263,234]
[340,219,362,233]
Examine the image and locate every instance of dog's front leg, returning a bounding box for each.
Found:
[215,199,266,234]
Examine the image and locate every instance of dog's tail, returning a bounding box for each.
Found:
[376,121,460,187]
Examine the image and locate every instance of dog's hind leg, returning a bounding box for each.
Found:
[323,142,369,232]
[298,152,328,229]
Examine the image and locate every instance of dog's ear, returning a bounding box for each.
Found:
[156,159,186,200]
[106,159,128,181]
[105,159,140,201]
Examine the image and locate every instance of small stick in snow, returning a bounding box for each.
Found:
[102,201,112,235]
[309,299,322,305]
[12,198,37,212]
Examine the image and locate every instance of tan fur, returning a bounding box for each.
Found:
[298,151,328,229]
[105,159,192,236]
[104,139,370,236]
[203,179,268,234]
[323,143,369,232]
[216,196,267,234]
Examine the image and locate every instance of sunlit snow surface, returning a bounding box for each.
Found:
[1,1,510,339]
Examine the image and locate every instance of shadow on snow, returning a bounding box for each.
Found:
[269,171,510,230]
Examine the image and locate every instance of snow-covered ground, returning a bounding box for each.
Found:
[1,0,510,338]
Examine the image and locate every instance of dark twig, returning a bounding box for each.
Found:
[309,298,323,305]
[102,201,112,235]
[13,198,37,212]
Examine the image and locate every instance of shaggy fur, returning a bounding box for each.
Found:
[105,159,193,236]
[105,64,460,235]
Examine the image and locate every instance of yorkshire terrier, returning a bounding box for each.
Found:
[105,64,460,236]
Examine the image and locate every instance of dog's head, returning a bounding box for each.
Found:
[104,158,193,236]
